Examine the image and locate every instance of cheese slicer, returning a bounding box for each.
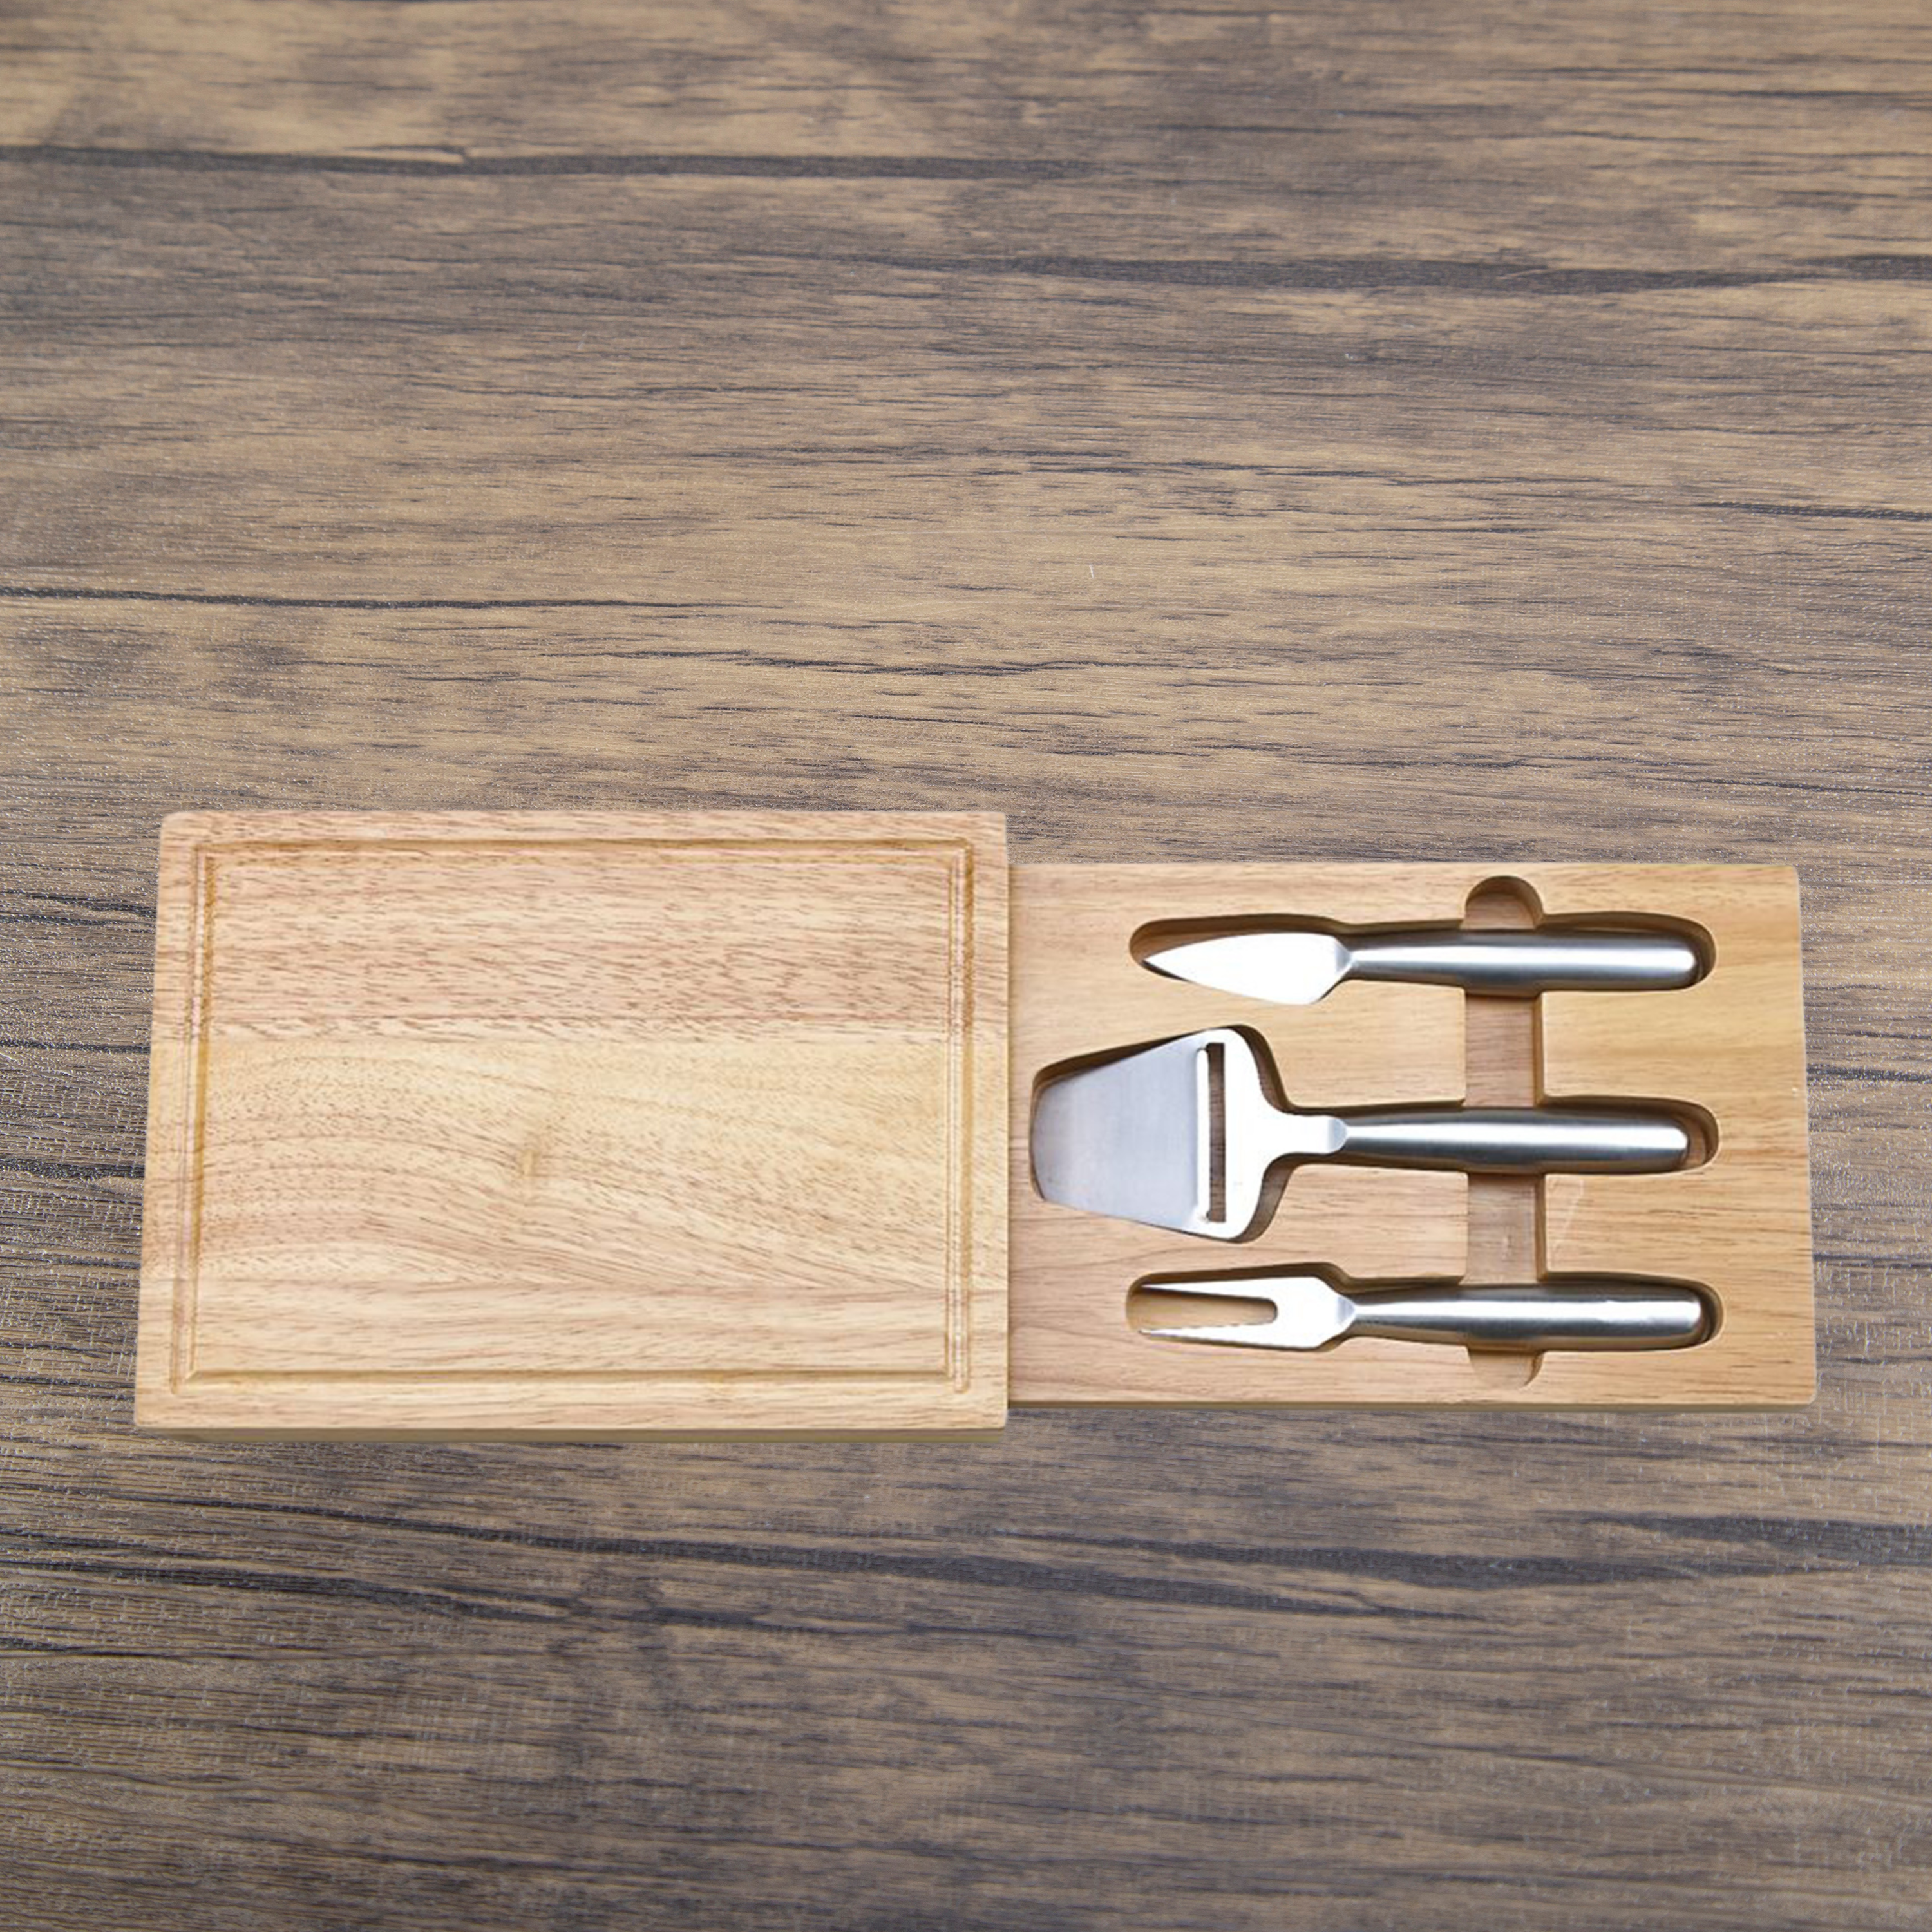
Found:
[1030,1027,1690,1240]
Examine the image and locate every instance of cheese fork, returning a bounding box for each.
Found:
[1135,1273,1713,1352]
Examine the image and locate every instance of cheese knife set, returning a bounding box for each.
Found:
[134,812,1814,1437]
[1030,928,1710,1358]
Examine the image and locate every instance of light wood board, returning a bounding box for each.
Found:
[135,809,1009,1436]
[1010,862,1812,1406]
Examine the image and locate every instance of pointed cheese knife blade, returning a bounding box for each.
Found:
[1143,929,1701,1006]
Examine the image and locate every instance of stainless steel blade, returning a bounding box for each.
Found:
[1030,1029,1336,1240]
[1144,933,1351,1005]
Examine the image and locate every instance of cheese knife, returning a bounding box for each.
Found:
[1142,927,1701,1005]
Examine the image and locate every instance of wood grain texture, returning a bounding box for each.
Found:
[137,810,1007,1435]
[4,1,1931,1927]
[1010,862,1811,1406]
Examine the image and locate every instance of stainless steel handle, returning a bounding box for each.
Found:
[1347,931,1700,996]
[1347,1283,1711,1351]
[1332,1107,1690,1174]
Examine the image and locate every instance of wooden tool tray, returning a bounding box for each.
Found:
[135,812,1813,1436]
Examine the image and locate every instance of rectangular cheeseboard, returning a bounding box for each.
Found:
[135,811,1813,1435]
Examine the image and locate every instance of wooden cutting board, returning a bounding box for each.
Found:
[136,810,1010,1437]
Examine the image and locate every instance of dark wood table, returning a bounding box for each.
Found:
[5,5,1929,1927]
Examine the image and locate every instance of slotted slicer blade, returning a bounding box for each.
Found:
[1030,1028,1336,1239]
[1031,1033,1216,1235]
